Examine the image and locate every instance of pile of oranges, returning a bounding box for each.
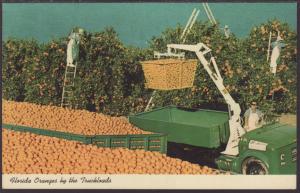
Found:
[2,129,223,174]
[2,100,225,174]
[3,100,151,135]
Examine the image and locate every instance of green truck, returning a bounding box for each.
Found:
[131,42,297,175]
[129,105,297,174]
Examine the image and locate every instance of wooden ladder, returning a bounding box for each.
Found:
[61,63,77,108]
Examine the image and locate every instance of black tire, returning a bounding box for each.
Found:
[242,157,269,175]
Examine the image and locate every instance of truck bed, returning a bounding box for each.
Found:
[129,106,230,148]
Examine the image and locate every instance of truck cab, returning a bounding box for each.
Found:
[216,123,297,174]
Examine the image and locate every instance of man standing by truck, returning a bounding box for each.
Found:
[244,101,263,131]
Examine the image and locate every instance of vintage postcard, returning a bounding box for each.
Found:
[1,1,297,190]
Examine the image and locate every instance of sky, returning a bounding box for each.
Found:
[3,3,297,47]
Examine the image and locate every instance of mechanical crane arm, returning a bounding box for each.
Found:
[167,43,246,155]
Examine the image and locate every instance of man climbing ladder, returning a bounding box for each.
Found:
[61,28,84,108]
[67,28,84,67]
[269,32,285,74]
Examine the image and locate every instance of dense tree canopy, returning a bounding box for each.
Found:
[3,19,296,116]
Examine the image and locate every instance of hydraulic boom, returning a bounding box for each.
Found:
[167,43,246,155]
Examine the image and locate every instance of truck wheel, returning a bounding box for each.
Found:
[242,157,269,175]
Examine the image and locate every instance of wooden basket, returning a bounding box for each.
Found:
[141,59,198,90]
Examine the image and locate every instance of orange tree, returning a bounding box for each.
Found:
[146,19,296,114]
[147,20,247,112]
[241,20,297,113]
[2,28,147,116]
[2,39,39,101]
[2,20,296,116]
[23,38,67,105]
[72,28,147,115]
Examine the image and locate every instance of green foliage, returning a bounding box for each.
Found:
[2,39,39,101]
[148,19,296,114]
[244,20,297,113]
[24,38,67,105]
[71,28,148,115]
[2,19,296,117]
[2,28,147,116]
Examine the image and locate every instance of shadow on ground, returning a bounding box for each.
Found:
[167,142,226,169]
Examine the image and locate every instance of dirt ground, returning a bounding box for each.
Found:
[279,114,296,126]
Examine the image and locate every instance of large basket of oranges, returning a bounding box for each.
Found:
[141,59,198,90]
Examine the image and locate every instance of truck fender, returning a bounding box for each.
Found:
[237,151,270,173]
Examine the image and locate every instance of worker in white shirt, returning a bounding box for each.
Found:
[244,101,263,132]
[67,28,84,67]
[270,32,285,74]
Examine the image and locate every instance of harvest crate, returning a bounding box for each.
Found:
[2,123,167,153]
[141,59,198,90]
